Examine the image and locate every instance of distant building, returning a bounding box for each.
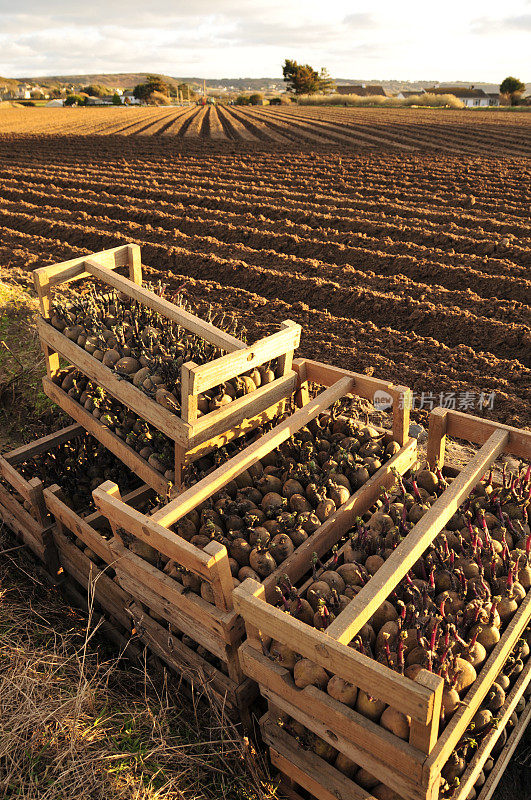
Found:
[335,84,388,97]
[15,83,32,99]
[485,93,500,107]
[46,99,64,107]
[426,87,491,107]
[123,90,141,105]
[395,89,426,99]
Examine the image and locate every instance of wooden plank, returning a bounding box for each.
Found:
[116,572,233,659]
[203,540,235,613]
[408,671,443,755]
[241,644,425,785]
[295,359,411,446]
[452,660,531,800]
[44,487,115,564]
[151,378,355,526]
[0,495,46,560]
[108,538,236,639]
[444,409,531,460]
[426,407,448,470]
[127,244,142,285]
[4,423,83,464]
[83,484,155,527]
[92,481,213,576]
[188,321,301,394]
[37,318,188,443]
[0,483,47,543]
[392,385,412,447]
[264,721,372,800]
[264,686,426,800]
[277,320,297,377]
[326,428,509,644]
[128,602,241,704]
[0,455,39,504]
[476,703,531,800]
[183,397,287,463]
[302,359,406,398]
[180,362,198,424]
[260,438,417,602]
[33,244,131,288]
[233,580,434,723]
[188,370,298,445]
[84,258,246,353]
[43,377,170,496]
[425,589,531,782]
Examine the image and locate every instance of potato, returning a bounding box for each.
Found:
[327,675,358,707]
[334,752,358,778]
[293,659,328,690]
[115,356,140,375]
[380,707,410,739]
[270,640,298,669]
[355,690,385,722]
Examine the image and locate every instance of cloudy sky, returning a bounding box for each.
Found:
[0,0,529,82]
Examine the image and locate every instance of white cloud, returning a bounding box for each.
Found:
[0,1,529,81]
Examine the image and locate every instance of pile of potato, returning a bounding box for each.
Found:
[268,460,530,746]
[129,409,399,600]
[273,624,530,800]
[50,286,276,416]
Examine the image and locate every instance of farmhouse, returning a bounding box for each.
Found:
[335,84,388,96]
[426,86,494,107]
[395,89,426,99]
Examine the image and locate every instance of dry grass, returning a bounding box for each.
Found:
[0,281,64,449]
[297,92,464,109]
[0,523,277,800]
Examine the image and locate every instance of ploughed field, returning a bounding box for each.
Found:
[0,105,530,155]
[0,107,529,429]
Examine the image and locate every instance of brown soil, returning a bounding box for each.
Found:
[0,109,528,433]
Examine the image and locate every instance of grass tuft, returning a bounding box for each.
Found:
[0,523,277,800]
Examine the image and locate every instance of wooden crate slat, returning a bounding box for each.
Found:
[116,572,233,660]
[92,483,217,578]
[233,582,433,724]
[424,590,531,782]
[108,538,237,640]
[151,377,355,526]
[44,487,115,564]
[33,245,131,290]
[37,317,187,443]
[43,377,171,496]
[127,602,242,706]
[0,495,46,561]
[183,396,287,463]
[188,370,298,445]
[241,643,425,786]
[53,527,133,629]
[297,358,412,447]
[83,484,155,527]
[84,257,245,353]
[264,719,373,800]
[187,321,301,395]
[0,483,48,545]
[4,423,83,465]
[444,409,531,461]
[326,428,509,644]
[451,658,531,800]
[476,703,531,800]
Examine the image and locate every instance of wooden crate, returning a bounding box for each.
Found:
[232,411,531,800]
[92,361,416,717]
[0,424,156,571]
[33,244,301,494]
[0,424,84,571]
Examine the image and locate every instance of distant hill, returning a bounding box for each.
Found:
[18,73,284,91]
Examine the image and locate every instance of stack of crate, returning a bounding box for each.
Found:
[232,410,531,800]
